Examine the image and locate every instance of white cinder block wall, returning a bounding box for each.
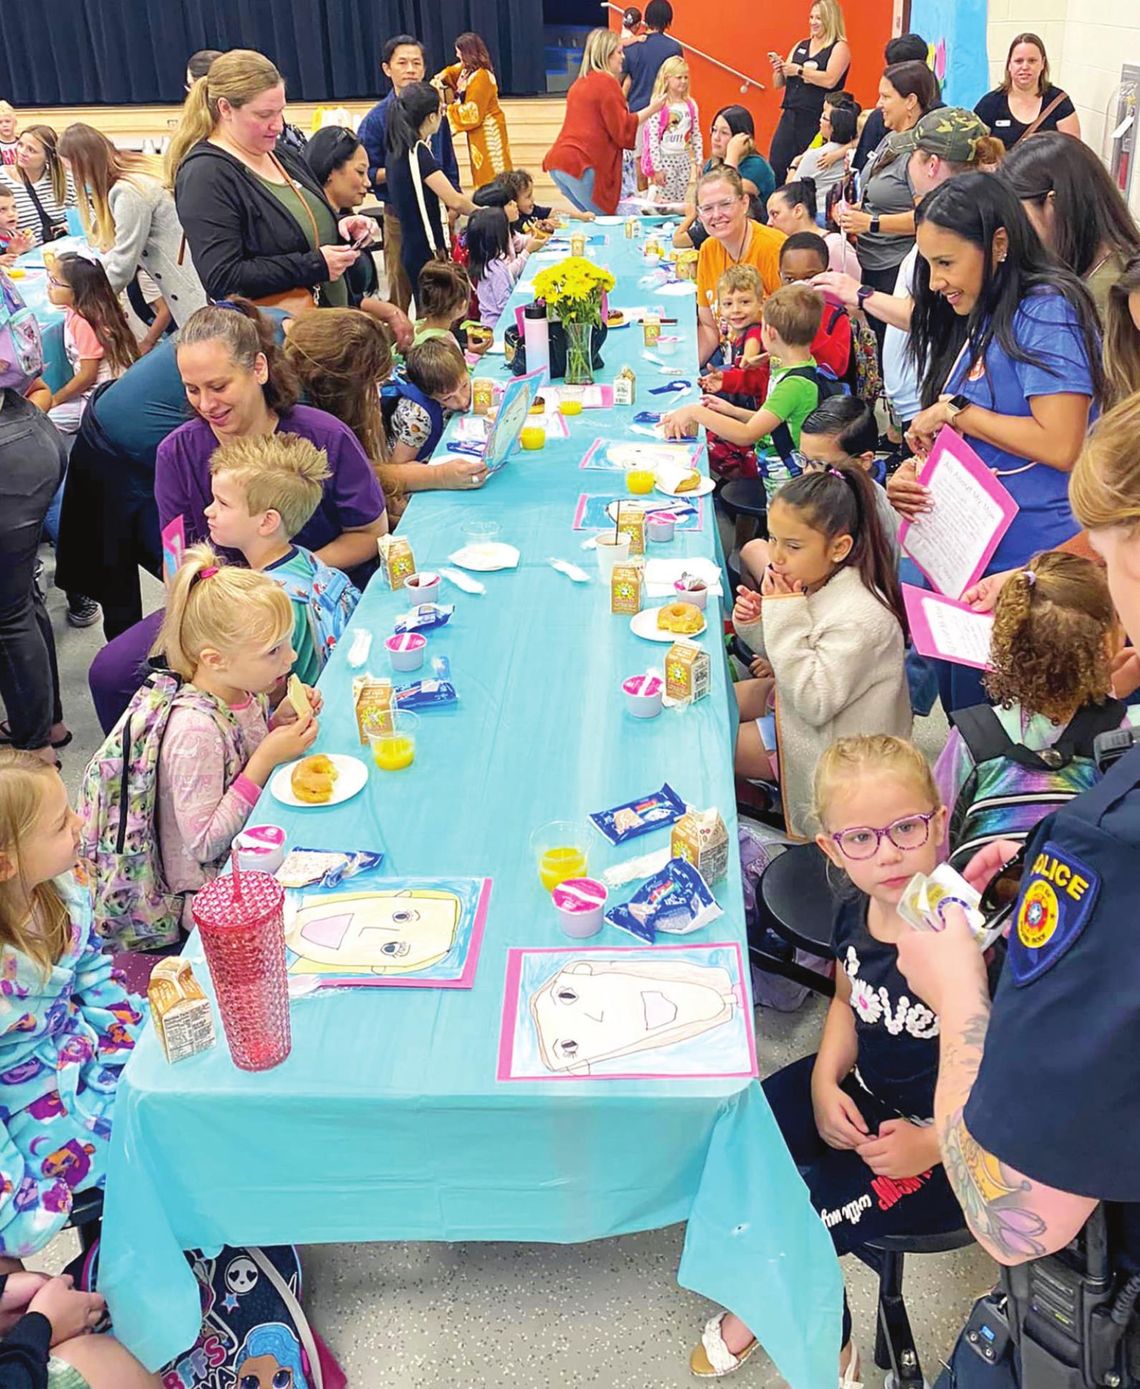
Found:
[987,0,1140,216]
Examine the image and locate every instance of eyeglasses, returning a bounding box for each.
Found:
[829,811,937,860]
[792,451,852,472]
[696,198,740,218]
[46,275,68,288]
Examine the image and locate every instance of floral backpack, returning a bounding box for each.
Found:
[850,311,883,405]
[264,548,360,673]
[77,670,248,952]
[0,269,44,391]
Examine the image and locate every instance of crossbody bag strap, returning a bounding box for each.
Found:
[22,177,59,244]
[268,152,323,249]
[408,140,442,255]
[249,1247,324,1389]
[1021,90,1069,141]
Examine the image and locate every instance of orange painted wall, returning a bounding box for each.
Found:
[616,1,899,158]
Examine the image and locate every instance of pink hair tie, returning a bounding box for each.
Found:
[200,566,219,580]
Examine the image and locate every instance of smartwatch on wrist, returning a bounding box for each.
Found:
[856,285,875,310]
[945,393,971,420]
[869,215,881,234]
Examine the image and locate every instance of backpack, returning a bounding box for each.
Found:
[849,311,883,405]
[380,375,446,460]
[769,364,843,468]
[76,1241,344,1389]
[77,670,250,952]
[947,700,1126,870]
[0,269,44,392]
[641,98,698,178]
[265,548,360,672]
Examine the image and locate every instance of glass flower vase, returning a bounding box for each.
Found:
[562,320,595,386]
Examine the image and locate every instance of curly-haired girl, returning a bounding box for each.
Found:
[936,550,1135,865]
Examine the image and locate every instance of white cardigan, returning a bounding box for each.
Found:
[736,564,912,839]
[105,176,207,325]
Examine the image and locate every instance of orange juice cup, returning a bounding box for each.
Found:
[530,820,590,893]
[367,711,419,771]
[627,469,655,495]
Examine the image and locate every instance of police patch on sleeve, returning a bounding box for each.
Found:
[1010,841,1100,986]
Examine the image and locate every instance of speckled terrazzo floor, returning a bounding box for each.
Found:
[40,539,989,1387]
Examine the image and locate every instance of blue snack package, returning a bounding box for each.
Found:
[277,848,384,890]
[589,782,686,846]
[395,679,458,709]
[605,857,721,942]
[394,603,455,634]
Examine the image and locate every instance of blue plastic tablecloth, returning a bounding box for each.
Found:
[98,223,843,1383]
[13,235,89,390]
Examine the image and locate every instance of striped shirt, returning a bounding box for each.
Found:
[0,169,76,245]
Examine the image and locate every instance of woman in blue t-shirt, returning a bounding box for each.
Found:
[903,173,1103,709]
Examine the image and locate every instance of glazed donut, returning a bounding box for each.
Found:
[656,601,703,634]
[607,310,626,327]
[291,753,338,804]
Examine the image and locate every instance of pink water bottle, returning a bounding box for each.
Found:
[192,869,292,1072]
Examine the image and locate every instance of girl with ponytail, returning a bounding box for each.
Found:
[731,465,912,837]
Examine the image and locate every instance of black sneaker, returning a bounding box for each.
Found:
[66,594,101,628]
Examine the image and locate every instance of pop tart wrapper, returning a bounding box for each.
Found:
[394,603,455,634]
[276,848,384,890]
[605,857,721,943]
[590,782,686,846]
[395,679,457,709]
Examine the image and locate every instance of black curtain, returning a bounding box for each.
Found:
[0,0,544,106]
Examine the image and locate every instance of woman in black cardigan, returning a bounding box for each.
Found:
[167,48,374,307]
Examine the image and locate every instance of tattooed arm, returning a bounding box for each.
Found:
[897,913,1098,1266]
[934,976,1096,1265]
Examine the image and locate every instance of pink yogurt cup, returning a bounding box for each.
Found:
[552,877,608,938]
[385,631,427,672]
[673,579,708,610]
[404,571,441,601]
[647,512,677,543]
[232,825,287,874]
[622,672,664,719]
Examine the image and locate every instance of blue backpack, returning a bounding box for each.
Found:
[381,376,446,460]
[265,548,360,672]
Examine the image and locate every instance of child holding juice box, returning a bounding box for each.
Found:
[687,735,990,1385]
[206,433,361,686]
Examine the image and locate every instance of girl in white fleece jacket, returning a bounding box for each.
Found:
[733,466,912,838]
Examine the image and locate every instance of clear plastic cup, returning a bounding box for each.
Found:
[530,820,590,893]
[192,870,291,1072]
[367,710,419,771]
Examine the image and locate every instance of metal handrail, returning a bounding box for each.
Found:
[599,1,767,93]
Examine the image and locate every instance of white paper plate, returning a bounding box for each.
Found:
[655,475,715,498]
[605,443,695,471]
[630,608,707,643]
[605,314,631,329]
[447,542,521,572]
[270,754,368,808]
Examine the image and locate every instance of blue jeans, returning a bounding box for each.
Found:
[549,166,602,216]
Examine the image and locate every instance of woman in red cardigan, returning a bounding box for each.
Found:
[544,28,665,215]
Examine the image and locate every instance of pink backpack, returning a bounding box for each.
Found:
[641,99,698,178]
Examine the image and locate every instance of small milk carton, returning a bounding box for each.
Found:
[377,535,416,590]
[611,562,644,615]
[665,640,710,703]
[617,509,646,557]
[671,807,730,883]
[147,958,217,1063]
[352,675,395,743]
[614,366,637,407]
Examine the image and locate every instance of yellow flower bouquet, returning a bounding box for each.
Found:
[532,256,616,383]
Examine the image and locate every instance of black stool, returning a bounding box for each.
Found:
[865,1228,976,1388]
[749,842,838,997]
[718,478,768,526]
[65,1187,104,1255]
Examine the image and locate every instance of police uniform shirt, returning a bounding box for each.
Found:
[964,748,1140,1253]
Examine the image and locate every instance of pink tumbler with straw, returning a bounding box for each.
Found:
[192,869,292,1072]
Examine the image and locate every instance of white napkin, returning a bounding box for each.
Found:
[644,557,723,598]
[439,566,486,594]
[547,557,591,583]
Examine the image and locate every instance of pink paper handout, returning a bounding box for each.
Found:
[903,584,995,671]
[898,427,1018,599]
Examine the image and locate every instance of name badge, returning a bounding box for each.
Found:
[1010,840,1100,986]
[995,119,1012,127]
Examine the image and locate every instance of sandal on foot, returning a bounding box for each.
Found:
[839,1343,863,1389]
[689,1313,759,1378]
